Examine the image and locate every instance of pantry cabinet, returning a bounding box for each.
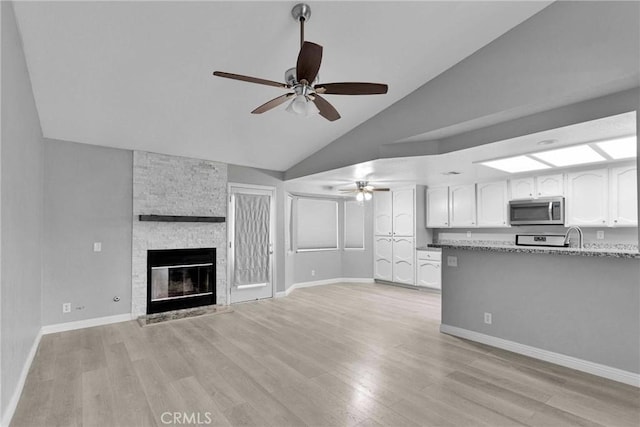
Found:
[373,191,393,236]
[392,189,415,236]
[373,236,393,282]
[392,237,415,285]
[609,165,638,226]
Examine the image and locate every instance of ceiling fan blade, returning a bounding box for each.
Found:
[251,93,294,114]
[312,94,340,122]
[315,82,388,95]
[213,71,289,89]
[371,188,391,191]
[296,41,323,83]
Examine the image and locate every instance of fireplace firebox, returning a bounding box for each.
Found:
[147,248,216,314]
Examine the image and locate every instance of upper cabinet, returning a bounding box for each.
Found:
[566,169,608,226]
[510,177,535,199]
[609,165,638,227]
[449,184,477,227]
[392,189,415,236]
[476,181,509,227]
[426,187,449,228]
[509,173,564,200]
[373,191,393,236]
[535,173,564,197]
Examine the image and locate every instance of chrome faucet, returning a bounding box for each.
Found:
[564,226,584,249]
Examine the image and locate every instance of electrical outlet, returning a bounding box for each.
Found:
[596,230,605,240]
[93,242,102,252]
[62,303,71,313]
[447,256,458,267]
[466,231,472,238]
[311,270,316,276]
[484,312,492,325]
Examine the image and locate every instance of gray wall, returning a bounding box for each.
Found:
[441,248,640,373]
[42,140,132,325]
[1,1,44,418]
[286,1,639,179]
[227,164,287,292]
[289,196,374,285]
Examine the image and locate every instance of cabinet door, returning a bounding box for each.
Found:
[566,169,608,226]
[536,173,564,197]
[417,261,441,289]
[426,187,449,228]
[610,165,637,226]
[449,184,476,227]
[373,236,393,281]
[392,189,415,236]
[476,181,508,227]
[510,177,535,199]
[392,237,414,285]
[373,192,392,236]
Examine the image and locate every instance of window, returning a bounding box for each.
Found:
[344,200,365,249]
[296,198,338,251]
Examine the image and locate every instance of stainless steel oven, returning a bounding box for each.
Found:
[509,197,565,225]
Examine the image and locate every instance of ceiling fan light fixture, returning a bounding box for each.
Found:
[364,191,372,201]
[285,94,318,117]
[356,191,365,202]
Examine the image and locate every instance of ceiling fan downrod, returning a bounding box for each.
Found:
[291,3,312,48]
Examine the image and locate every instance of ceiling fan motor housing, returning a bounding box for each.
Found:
[291,3,311,22]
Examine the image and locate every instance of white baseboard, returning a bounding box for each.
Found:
[440,324,640,388]
[282,277,374,297]
[1,329,42,427]
[41,313,134,335]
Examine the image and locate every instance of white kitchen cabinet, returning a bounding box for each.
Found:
[449,184,476,227]
[536,173,564,197]
[373,236,393,281]
[609,165,638,226]
[476,181,509,227]
[417,250,441,289]
[426,187,449,228]
[374,191,393,236]
[510,177,535,199]
[566,169,608,226]
[392,237,414,285]
[392,189,415,236]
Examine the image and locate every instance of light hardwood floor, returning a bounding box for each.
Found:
[11,283,640,427]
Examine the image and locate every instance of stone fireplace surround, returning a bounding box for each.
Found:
[132,151,228,317]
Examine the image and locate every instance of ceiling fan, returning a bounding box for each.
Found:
[340,181,390,201]
[213,3,388,122]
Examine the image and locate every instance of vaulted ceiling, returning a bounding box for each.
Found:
[13,1,551,171]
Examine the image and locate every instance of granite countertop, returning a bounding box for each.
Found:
[416,246,441,251]
[428,241,640,259]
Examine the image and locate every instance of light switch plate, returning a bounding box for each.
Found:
[596,231,605,240]
[93,242,102,252]
[447,256,458,267]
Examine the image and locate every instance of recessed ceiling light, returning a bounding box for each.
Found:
[537,139,557,146]
[596,136,637,159]
[480,156,551,173]
[532,145,605,167]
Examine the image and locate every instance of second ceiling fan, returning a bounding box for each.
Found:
[213,3,388,122]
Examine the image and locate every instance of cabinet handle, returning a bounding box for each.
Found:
[614,220,618,223]
[529,193,532,196]
[602,220,606,224]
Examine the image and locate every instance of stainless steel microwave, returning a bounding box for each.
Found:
[509,197,565,225]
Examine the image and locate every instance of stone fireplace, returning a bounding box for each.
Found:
[132,151,227,317]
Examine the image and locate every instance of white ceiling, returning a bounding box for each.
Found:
[13,1,551,171]
[286,111,637,194]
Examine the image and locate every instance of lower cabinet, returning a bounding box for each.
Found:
[416,250,441,290]
[374,236,415,285]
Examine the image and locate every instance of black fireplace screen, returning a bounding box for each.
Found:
[147,248,216,314]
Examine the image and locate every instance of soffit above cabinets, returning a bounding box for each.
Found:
[286,111,637,195]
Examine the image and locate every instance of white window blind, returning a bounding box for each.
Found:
[344,200,365,249]
[296,198,338,250]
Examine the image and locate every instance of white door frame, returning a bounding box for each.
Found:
[227,183,277,304]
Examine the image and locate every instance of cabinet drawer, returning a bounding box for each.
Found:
[417,250,441,261]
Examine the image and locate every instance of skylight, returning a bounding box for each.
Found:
[480,156,551,173]
[596,136,637,159]
[531,145,605,167]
